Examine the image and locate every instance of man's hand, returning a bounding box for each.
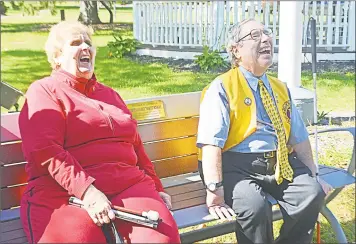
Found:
[318,177,333,195]
[159,192,172,210]
[206,187,236,220]
[82,184,116,226]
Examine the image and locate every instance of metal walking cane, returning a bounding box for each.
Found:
[69,197,162,243]
[310,17,321,244]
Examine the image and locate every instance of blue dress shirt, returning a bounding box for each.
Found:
[196,66,309,153]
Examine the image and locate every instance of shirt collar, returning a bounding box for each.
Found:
[238,66,271,92]
[52,69,97,96]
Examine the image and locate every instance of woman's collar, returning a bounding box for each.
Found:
[52,69,97,95]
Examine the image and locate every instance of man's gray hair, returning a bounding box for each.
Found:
[225,18,256,67]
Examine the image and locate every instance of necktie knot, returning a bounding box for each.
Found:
[258,79,264,89]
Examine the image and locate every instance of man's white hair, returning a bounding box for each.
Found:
[225,18,257,67]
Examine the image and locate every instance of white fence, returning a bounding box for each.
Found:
[133,1,355,51]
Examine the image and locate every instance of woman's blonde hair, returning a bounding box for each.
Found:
[45,21,94,69]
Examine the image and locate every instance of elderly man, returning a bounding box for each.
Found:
[196,19,332,244]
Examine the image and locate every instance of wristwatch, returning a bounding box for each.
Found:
[206,182,223,192]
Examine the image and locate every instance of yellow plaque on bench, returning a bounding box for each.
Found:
[127,100,166,121]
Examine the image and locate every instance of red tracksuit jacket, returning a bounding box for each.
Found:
[20,69,164,197]
[18,69,179,243]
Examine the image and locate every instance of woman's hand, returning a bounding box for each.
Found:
[81,184,115,226]
[159,192,172,210]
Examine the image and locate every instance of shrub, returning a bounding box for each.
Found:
[194,45,227,72]
[107,33,139,59]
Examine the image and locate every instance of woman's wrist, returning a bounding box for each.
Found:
[82,184,96,200]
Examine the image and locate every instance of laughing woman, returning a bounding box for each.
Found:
[19,21,180,243]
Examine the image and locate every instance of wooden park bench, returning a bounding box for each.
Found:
[1,92,355,243]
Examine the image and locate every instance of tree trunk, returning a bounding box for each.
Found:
[0,1,7,15]
[78,1,101,25]
[100,1,113,24]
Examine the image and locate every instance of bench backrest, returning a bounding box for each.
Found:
[0,92,203,211]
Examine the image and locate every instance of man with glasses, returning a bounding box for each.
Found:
[196,19,332,244]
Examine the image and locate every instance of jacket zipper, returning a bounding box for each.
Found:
[104,109,115,136]
[84,82,115,136]
[86,96,115,136]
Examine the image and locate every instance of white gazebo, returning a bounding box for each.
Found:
[133,1,355,56]
[132,0,355,123]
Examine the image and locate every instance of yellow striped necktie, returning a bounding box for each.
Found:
[258,80,293,184]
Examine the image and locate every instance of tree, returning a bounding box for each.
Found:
[0,1,7,15]
[78,1,101,25]
[16,1,57,16]
[100,1,113,24]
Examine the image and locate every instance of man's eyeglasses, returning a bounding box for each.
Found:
[236,28,273,43]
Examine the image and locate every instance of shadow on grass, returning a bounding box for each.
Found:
[95,47,211,94]
[1,23,56,33]
[301,71,355,89]
[2,48,210,95]
[1,22,133,34]
[1,50,50,92]
[316,218,355,244]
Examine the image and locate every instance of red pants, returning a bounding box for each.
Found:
[20,176,180,243]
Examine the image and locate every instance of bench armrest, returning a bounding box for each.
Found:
[309,127,355,175]
[309,127,355,205]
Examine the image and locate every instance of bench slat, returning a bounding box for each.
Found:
[171,189,206,204]
[0,208,20,222]
[138,117,198,142]
[172,195,206,211]
[2,236,28,244]
[165,181,205,196]
[320,169,355,189]
[0,227,27,242]
[174,204,212,229]
[144,136,197,161]
[0,218,22,232]
[154,154,198,178]
[319,164,340,174]
[161,172,201,189]
[0,142,24,165]
[1,185,26,210]
[1,163,27,188]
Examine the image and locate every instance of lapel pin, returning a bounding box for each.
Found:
[244,97,252,106]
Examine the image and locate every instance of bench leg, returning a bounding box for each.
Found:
[320,205,348,244]
[325,187,344,205]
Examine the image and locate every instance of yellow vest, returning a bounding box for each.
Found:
[198,67,292,161]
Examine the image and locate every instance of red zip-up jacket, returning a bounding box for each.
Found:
[19,69,164,200]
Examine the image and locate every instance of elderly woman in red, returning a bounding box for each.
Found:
[19,21,180,243]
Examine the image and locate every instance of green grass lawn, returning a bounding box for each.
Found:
[1,6,355,243]
[2,44,354,115]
